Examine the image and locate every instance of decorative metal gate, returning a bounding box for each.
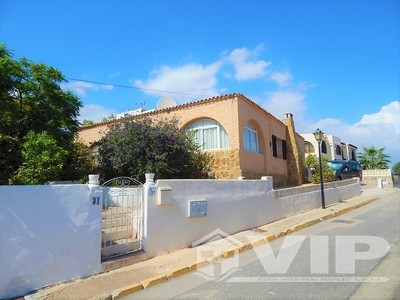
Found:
[101,177,143,259]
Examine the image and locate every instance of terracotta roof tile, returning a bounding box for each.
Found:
[79,93,285,131]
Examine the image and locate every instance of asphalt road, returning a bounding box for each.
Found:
[129,191,399,300]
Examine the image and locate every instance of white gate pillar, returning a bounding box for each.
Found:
[142,173,156,252]
[87,174,103,264]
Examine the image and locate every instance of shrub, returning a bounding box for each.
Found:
[305,154,335,184]
[97,117,213,181]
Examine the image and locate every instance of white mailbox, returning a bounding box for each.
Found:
[157,186,172,205]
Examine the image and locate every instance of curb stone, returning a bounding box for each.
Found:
[251,238,266,248]
[188,259,209,271]
[140,274,168,289]
[112,283,142,300]
[321,213,335,220]
[222,248,240,258]
[167,266,190,280]
[266,234,277,243]
[239,243,253,253]
[90,293,112,300]
[301,219,319,229]
[291,224,304,233]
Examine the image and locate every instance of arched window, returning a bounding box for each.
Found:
[186,119,229,150]
[351,149,356,160]
[335,145,342,155]
[244,123,260,153]
[321,141,328,154]
[305,141,315,153]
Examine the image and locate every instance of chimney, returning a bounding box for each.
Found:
[284,113,305,185]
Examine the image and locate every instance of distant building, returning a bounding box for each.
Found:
[78,93,305,187]
[114,107,152,119]
[301,133,358,161]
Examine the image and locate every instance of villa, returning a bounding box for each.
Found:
[78,93,305,187]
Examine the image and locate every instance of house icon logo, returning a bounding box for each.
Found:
[191,229,244,281]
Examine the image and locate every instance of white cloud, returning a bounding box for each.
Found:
[61,81,113,97]
[108,71,121,78]
[297,81,317,91]
[225,45,271,81]
[269,71,293,88]
[355,101,400,129]
[132,44,275,102]
[133,62,222,101]
[263,91,306,120]
[78,104,118,123]
[350,101,400,155]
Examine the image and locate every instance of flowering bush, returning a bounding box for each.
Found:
[97,117,213,181]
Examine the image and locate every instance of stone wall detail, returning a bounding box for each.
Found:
[284,113,305,186]
[210,149,241,179]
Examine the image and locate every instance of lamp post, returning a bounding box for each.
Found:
[313,128,326,209]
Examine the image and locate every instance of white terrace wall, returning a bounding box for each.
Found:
[362,169,393,188]
[0,184,103,300]
[273,178,361,217]
[142,177,361,257]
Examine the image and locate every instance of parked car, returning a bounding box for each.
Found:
[326,160,362,181]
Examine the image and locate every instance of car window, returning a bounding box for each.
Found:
[350,162,362,171]
[327,162,344,170]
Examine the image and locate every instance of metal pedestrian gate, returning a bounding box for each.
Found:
[101,177,143,259]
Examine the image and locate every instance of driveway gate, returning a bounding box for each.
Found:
[101,177,143,259]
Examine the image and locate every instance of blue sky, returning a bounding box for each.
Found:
[1,0,399,165]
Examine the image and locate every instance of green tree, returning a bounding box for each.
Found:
[0,45,81,145]
[63,140,96,183]
[357,145,391,169]
[0,135,21,184]
[101,114,116,123]
[13,131,68,184]
[82,119,95,126]
[305,154,335,184]
[0,44,83,183]
[392,162,400,175]
[97,117,213,182]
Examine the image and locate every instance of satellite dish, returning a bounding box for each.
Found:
[157,97,177,110]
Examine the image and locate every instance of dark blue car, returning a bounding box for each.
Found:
[326,160,362,181]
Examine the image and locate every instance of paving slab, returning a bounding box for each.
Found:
[27,187,397,300]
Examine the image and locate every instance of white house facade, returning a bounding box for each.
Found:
[301,133,357,161]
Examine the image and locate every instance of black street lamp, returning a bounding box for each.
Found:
[313,128,326,209]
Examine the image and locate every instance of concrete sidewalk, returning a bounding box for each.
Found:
[28,187,397,300]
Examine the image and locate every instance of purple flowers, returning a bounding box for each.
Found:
[97,117,213,181]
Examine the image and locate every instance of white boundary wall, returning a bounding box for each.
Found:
[273,178,361,217]
[0,176,361,298]
[142,177,361,257]
[0,184,102,299]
